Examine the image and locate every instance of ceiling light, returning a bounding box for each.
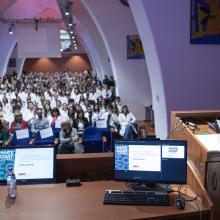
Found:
[65,12,70,16]
[9,26,13,35]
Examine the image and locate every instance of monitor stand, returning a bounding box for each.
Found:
[127,182,173,193]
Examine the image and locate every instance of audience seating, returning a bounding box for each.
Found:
[82,126,104,153]
[10,128,32,146]
[34,127,58,145]
[52,127,61,138]
[97,128,112,151]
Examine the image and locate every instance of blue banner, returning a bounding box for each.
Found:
[0,149,15,180]
[115,144,129,170]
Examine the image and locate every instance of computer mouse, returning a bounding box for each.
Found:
[176,198,185,210]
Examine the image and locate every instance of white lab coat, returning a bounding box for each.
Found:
[118,112,136,136]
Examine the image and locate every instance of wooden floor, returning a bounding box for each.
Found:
[136,120,155,137]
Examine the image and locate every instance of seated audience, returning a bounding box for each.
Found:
[73,111,89,132]
[9,112,29,135]
[0,70,136,146]
[106,105,119,132]
[118,105,136,139]
[31,108,49,135]
[58,120,84,154]
[0,120,9,146]
[50,107,63,129]
[0,112,9,129]
[85,105,93,126]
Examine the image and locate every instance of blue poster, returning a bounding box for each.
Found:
[0,149,15,180]
[115,144,129,170]
[191,0,220,44]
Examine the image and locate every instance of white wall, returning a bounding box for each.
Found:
[129,0,167,138]
[81,0,152,120]
[0,23,16,76]
[129,0,220,138]
[72,1,112,78]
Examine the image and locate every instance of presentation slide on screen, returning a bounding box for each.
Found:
[129,145,161,172]
[162,145,184,159]
[14,148,54,180]
[0,148,54,181]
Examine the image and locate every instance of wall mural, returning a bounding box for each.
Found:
[127,35,145,59]
[191,0,220,44]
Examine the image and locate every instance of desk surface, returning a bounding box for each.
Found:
[0,181,209,220]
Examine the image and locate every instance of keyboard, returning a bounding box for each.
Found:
[103,190,169,206]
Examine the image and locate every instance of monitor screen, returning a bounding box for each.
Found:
[114,140,187,184]
[0,146,55,184]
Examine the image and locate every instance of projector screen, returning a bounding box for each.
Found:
[16,22,61,58]
[0,147,55,183]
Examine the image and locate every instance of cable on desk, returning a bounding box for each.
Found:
[176,184,204,219]
[166,119,186,140]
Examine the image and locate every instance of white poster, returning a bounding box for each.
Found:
[16,129,29,139]
[96,120,107,128]
[40,127,53,139]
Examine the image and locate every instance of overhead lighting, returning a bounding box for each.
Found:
[70,30,73,34]
[69,23,72,26]
[65,4,70,16]
[72,36,75,39]
[9,26,13,35]
[60,48,64,52]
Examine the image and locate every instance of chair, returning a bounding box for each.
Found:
[52,127,61,138]
[97,128,112,152]
[11,128,32,146]
[82,126,104,153]
[34,127,58,145]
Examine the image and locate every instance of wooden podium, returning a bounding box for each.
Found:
[171,110,220,220]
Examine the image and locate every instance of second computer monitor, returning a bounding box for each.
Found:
[114,140,187,184]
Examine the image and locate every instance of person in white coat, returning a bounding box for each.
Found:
[118,105,136,139]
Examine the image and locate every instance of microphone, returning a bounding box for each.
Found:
[185,121,198,130]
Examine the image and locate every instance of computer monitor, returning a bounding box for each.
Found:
[114,140,187,185]
[0,146,56,184]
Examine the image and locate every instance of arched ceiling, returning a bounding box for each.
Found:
[0,0,112,77]
[0,0,16,16]
[2,0,61,19]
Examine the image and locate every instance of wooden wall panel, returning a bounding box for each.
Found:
[23,55,92,73]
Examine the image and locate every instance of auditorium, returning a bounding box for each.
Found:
[0,0,219,219]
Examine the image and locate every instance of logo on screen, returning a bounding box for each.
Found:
[115,145,128,155]
[162,145,184,159]
[0,150,14,160]
[168,147,178,153]
[0,150,15,180]
[115,144,129,170]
